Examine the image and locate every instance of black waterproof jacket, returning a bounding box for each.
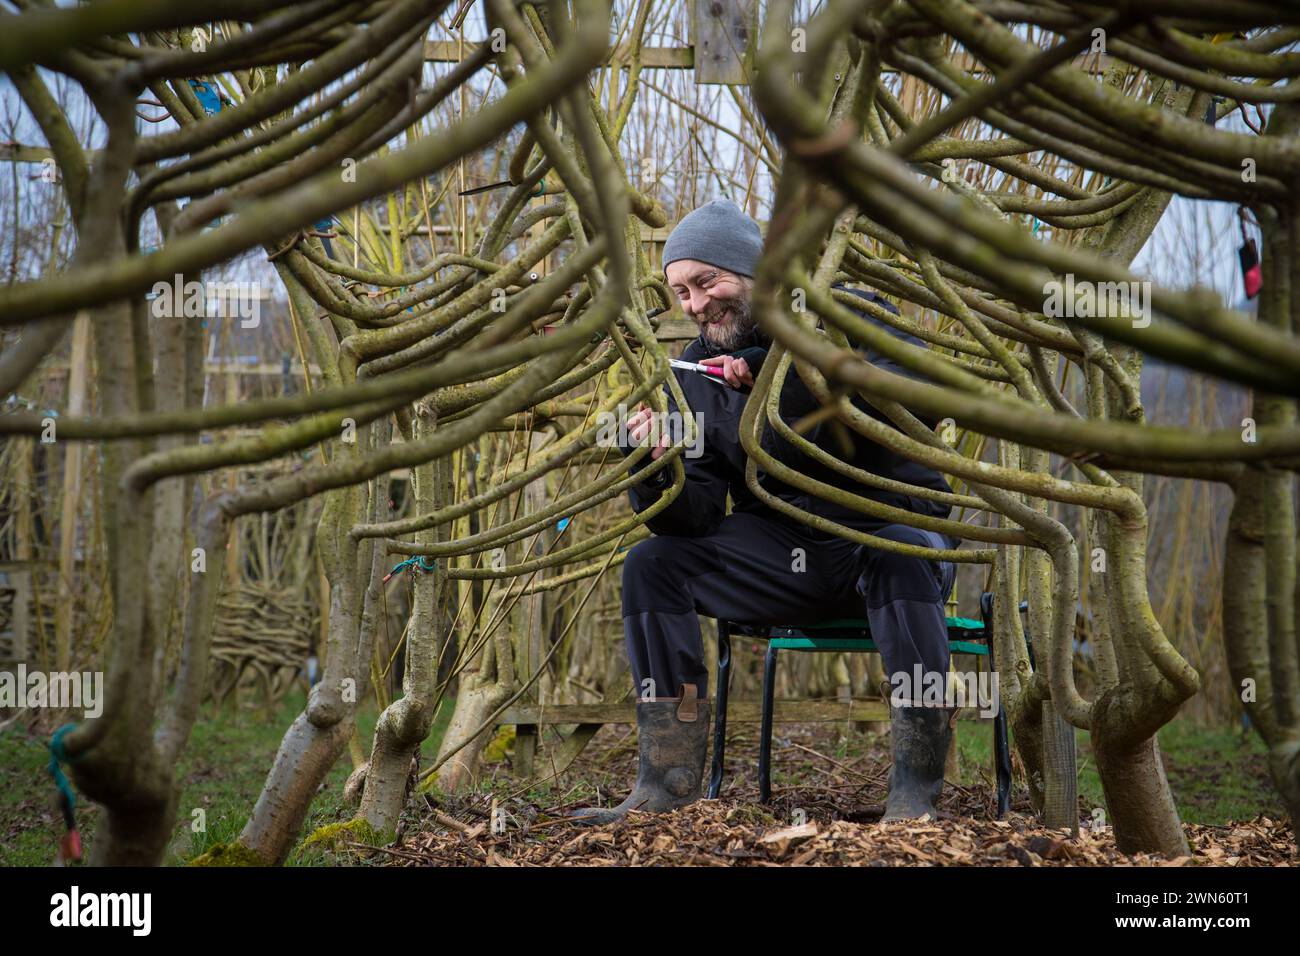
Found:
[621,285,954,540]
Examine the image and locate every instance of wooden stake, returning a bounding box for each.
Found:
[55,310,91,672]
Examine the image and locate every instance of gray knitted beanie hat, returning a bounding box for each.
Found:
[661,198,764,278]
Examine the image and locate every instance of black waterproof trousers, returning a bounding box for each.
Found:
[621,511,957,700]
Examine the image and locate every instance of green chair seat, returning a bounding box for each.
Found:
[764,615,990,655]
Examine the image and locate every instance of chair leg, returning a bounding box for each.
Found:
[759,643,778,804]
[708,619,732,799]
[993,700,1011,818]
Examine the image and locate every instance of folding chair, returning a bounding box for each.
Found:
[708,591,1020,817]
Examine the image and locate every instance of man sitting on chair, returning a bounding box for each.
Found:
[570,199,959,825]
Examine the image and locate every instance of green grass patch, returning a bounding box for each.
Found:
[952,714,1282,825]
[0,688,457,867]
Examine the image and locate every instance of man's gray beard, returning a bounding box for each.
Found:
[700,295,756,351]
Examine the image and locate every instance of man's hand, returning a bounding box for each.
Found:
[626,403,672,460]
[699,354,753,388]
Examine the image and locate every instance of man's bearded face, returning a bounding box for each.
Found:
[666,259,759,351]
[697,285,756,351]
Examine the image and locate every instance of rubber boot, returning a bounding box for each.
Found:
[569,685,711,825]
[881,704,955,822]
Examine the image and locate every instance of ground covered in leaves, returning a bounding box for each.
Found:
[360,719,1295,867]
[377,803,1294,868]
[1,701,1290,866]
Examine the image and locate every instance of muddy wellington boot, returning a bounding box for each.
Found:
[881,704,956,822]
[569,685,711,826]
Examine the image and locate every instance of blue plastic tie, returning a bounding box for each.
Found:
[48,723,79,814]
[383,556,438,581]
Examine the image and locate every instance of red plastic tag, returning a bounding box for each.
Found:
[1239,239,1262,299]
[60,829,82,863]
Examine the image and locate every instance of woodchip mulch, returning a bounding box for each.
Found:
[360,721,1295,867]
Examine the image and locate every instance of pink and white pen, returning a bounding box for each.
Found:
[670,359,727,378]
